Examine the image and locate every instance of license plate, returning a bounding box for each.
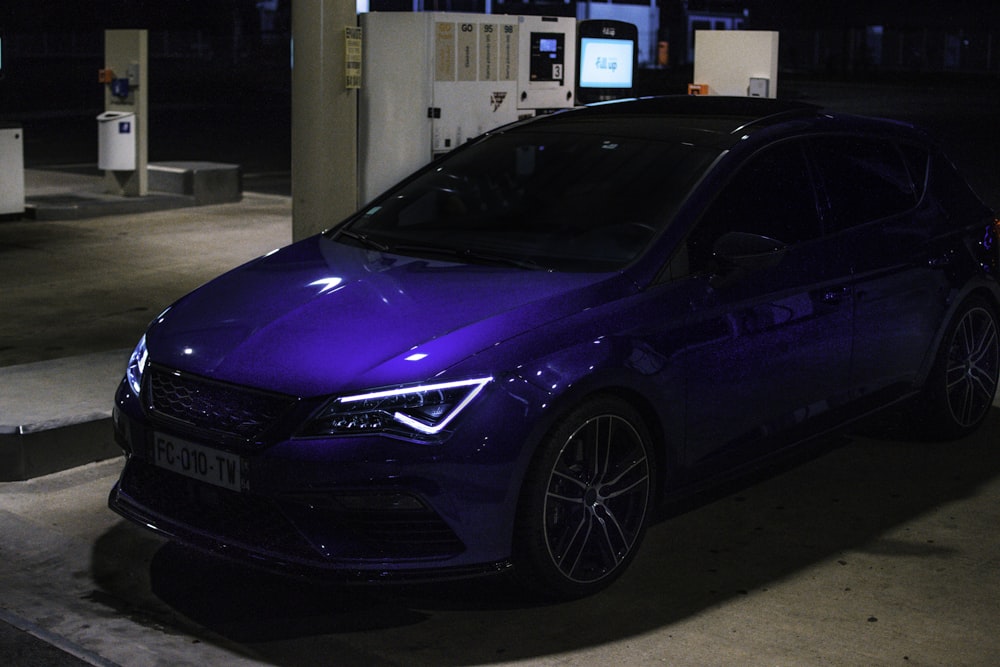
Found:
[152,432,244,492]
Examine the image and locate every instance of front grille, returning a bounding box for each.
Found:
[146,365,297,443]
[120,461,315,558]
[289,501,467,558]
[351,513,465,556]
[119,461,466,563]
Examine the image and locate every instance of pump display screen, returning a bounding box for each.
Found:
[529,33,565,82]
[579,37,634,88]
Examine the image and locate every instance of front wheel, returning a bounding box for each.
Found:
[512,395,655,600]
[915,296,999,439]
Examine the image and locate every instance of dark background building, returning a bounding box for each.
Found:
[1,0,998,173]
[3,0,999,107]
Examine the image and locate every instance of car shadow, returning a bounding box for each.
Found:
[90,408,1000,665]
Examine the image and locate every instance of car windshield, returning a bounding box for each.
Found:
[340,129,718,271]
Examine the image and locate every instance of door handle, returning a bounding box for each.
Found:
[822,287,850,304]
[927,253,954,268]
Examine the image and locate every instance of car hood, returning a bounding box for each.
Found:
[146,235,631,397]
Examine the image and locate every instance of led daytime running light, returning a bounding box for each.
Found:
[330,377,493,436]
[126,334,148,396]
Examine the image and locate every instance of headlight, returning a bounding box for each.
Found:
[298,377,492,439]
[126,334,148,396]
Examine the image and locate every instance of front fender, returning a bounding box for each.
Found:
[502,335,686,517]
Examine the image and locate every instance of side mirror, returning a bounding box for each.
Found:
[708,231,787,288]
[712,231,787,272]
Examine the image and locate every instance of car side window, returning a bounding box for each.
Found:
[924,149,991,225]
[685,140,821,274]
[809,136,917,233]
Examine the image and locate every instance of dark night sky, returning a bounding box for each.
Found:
[1,0,252,32]
[746,0,1000,30]
[2,1,999,33]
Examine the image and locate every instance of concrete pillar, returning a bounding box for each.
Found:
[103,29,148,197]
[291,0,359,241]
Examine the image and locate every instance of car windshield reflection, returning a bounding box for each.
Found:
[341,131,718,271]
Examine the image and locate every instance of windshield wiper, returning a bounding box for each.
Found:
[391,244,546,270]
[332,233,546,270]
[332,228,391,252]
[460,249,547,270]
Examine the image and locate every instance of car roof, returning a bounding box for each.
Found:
[512,95,924,150]
[578,94,818,125]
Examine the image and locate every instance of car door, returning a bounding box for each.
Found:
[660,140,855,471]
[807,136,951,402]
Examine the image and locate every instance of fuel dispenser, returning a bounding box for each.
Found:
[520,16,576,110]
[358,12,577,203]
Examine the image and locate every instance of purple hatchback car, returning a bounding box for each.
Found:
[110,96,1000,599]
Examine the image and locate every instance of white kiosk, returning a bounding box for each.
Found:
[0,122,24,217]
[692,30,779,98]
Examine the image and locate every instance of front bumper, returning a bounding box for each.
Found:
[108,373,544,579]
[108,463,511,582]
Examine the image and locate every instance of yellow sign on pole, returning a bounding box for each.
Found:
[345,27,362,89]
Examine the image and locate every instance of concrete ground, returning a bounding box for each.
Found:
[0,173,292,481]
[2,407,999,666]
[2,79,1000,665]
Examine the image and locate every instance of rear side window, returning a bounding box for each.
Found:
[809,136,917,232]
[923,150,991,227]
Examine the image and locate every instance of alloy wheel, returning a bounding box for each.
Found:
[945,305,999,428]
[542,413,651,585]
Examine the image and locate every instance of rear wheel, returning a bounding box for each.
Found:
[916,296,999,439]
[513,395,655,600]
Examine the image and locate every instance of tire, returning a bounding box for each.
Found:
[512,395,655,600]
[915,295,1000,439]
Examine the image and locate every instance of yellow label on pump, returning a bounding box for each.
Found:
[345,27,362,89]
